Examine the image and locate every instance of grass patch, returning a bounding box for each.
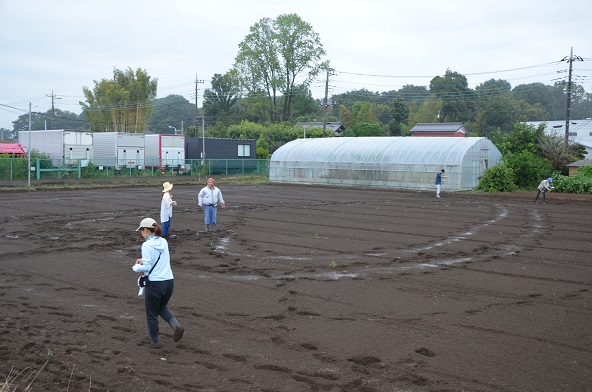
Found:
[0,174,269,192]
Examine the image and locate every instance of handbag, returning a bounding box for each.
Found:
[137,253,161,287]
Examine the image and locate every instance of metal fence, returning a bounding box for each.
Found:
[0,158,270,181]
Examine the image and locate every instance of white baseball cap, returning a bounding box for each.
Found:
[136,217,157,231]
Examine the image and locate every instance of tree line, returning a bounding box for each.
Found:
[5,13,591,162]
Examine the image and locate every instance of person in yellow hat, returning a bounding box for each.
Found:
[160,182,177,238]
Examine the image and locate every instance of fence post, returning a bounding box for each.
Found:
[36,159,40,180]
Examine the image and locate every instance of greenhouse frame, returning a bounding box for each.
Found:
[269,137,502,191]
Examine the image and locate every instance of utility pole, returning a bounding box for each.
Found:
[321,68,333,138]
[562,47,583,147]
[46,90,61,129]
[195,75,204,138]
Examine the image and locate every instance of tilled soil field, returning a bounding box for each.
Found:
[0,183,591,392]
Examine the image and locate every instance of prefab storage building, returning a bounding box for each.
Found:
[145,134,185,171]
[18,129,93,166]
[92,132,145,168]
[269,137,502,191]
[186,137,256,174]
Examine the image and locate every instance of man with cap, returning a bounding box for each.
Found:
[533,177,553,204]
[197,177,225,233]
[160,182,176,238]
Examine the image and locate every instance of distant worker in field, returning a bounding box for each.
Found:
[160,182,177,239]
[435,169,448,198]
[197,177,225,233]
[533,177,553,204]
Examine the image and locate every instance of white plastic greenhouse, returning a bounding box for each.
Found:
[269,137,502,191]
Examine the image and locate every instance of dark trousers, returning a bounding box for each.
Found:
[144,279,175,340]
[533,189,546,203]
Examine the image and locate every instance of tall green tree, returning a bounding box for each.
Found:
[332,89,382,110]
[234,13,325,123]
[148,94,196,135]
[81,67,157,132]
[397,84,429,103]
[386,96,409,136]
[429,70,476,123]
[203,70,242,126]
[12,109,88,132]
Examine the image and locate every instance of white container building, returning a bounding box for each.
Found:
[92,132,145,169]
[144,134,185,171]
[18,129,93,166]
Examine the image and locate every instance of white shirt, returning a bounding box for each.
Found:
[160,192,173,223]
[198,186,224,206]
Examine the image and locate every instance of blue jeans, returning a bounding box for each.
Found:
[162,218,171,235]
[144,279,175,341]
[204,205,217,225]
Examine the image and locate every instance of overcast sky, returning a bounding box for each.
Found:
[1,0,591,130]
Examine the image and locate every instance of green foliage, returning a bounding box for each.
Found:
[429,69,476,122]
[234,13,325,123]
[490,122,545,156]
[148,94,196,134]
[227,120,267,140]
[203,71,242,126]
[350,123,384,137]
[502,151,553,189]
[256,135,270,158]
[12,109,89,133]
[551,168,592,194]
[81,67,157,132]
[477,163,518,192]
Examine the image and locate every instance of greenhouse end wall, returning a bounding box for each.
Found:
[269,137,502,191]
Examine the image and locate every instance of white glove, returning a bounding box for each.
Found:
[132,264,142,272]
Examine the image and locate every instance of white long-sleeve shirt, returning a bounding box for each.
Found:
[160,192,173,223]
[198,186,224,206]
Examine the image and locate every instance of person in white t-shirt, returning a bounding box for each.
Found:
[160,182,177,238]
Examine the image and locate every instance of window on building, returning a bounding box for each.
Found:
[238,144,251,157]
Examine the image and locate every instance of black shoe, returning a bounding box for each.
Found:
[151,341,162,349]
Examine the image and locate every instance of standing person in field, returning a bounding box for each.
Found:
[533,177,553,204]
[435,169,448,198]
[197,177,225,233]
[132,217,184,348]
[160,182,177,239]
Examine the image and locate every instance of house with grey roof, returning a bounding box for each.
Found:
[409,122,467,137]
[296,122,345,136]
[565,159,592,176]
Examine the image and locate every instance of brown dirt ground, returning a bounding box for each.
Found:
[0,184,591,392]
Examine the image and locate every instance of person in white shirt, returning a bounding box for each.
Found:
[533,177,553,204]
[160,182,177,238]
[197,177,225,233]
